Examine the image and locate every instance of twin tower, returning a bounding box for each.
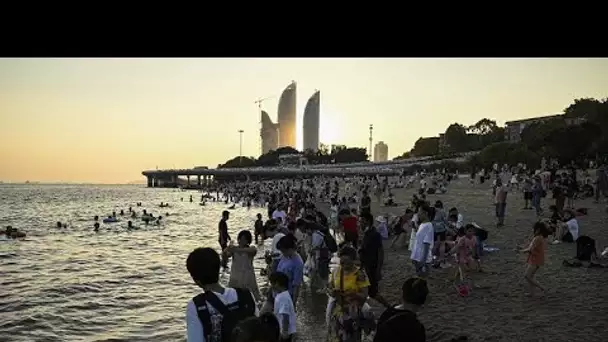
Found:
[260,81,320,154]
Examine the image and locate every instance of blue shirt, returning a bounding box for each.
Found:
[276,254,304,296]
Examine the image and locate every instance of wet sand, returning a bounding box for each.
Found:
[338,177,608,342]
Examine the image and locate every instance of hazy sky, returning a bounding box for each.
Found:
[1,58,606,183]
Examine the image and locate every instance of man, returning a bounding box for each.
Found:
[272,204,287,224]
[410,204,435,278]
[359,212,390,308]
[218,210,231,269]
[276,235,304,309]
[360,190,372,216]
[495,178,509,227]
[185,248,258,342]
[254,213,263,244]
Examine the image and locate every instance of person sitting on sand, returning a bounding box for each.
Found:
[551,209,579,245]
[390,209,413,249]
[374,277,427,342]
[519,221,549,295]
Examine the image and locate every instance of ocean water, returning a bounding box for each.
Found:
[0,184,327,342]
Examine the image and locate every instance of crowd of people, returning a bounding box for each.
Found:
[181,160,608,342]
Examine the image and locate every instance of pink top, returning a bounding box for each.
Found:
[456,235,477,264]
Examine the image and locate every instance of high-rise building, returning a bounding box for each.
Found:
[260,110,279,154]
[303,90,320,152]
[374,141,388,162]
[277,81,297,148]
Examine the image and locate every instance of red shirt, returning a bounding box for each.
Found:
[342,216,358,234]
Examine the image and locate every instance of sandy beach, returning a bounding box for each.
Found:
[338,177,608,342]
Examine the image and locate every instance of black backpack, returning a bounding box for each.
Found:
[193,288,256,342]
[320,230,338,253]
[375,306,425,342]
[576,236,596,262]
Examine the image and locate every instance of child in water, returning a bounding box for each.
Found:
[520,221,548,295]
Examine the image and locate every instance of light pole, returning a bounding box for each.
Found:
[238,129,244,166]
[369,124,373,161]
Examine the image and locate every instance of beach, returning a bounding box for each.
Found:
[357,177,608,342]
[2,180,608,341]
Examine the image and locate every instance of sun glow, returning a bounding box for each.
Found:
[319,112,342,145]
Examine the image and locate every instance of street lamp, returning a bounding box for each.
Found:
[238,129,244,165]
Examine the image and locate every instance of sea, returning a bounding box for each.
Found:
[0,184,329,342]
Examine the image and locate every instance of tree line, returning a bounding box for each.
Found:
[218,144,368,169]
[217,97,607,171]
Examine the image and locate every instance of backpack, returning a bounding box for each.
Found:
[315,230,338,258]
[575,236,596,262]
[375,306,425,342]
[193,288,256,342]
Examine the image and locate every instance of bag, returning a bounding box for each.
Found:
[193,288,256,342]
[575,236,596,262]
[317,230,338,254]
[376,306,425,342]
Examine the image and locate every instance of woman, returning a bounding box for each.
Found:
[225,230,261,301]
[326,246,371,342]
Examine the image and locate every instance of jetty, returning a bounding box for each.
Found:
[142,153,476,188]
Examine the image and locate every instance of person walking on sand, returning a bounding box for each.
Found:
[494,178,509,227]
[519,221,549,295]
[226,230,261,302]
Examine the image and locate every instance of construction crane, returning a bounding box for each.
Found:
[255,95,276,155]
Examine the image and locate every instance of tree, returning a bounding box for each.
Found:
[218,156,257,168]
[332,147,368,163]
[393,151,411,160]
[470,141,540,170]
[444,123,469,152]
[468,118,498,135]
[410,137,439,157]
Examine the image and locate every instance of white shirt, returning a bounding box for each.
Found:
[566,218,579,241]
[272,210,287,222]
[186,288,259,342]
[410,222,434,263]
[271,232,286,259]
[274,290,297,335]
[420,179,427,189]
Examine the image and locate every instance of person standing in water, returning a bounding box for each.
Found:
[219,210,232,269]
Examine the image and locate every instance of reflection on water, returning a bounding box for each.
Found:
[0,184,327,341]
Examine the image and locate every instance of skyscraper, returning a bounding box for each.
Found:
[303,90,320,152]
[260,110,279,154]
[277,81,297,148]
[374,141,389,162]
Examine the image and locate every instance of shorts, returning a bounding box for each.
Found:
[412,260,429,277]
[434,231,447,241]
[364,265,379,297]
[524,191,532,200]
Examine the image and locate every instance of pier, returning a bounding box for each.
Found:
[142,153,476,188]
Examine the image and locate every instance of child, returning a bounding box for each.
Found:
[269,272,297,342]
[226,230,261,302]
[519,222,549,295]
[449,224,481,281]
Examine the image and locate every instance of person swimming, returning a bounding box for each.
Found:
[120,209,124,216]
[56,221,62,228]
[4,226,26,238]
[94,222,100,232]
[94,215,99,222]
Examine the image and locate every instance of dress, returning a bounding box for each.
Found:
[326,266,371,342]
[228,249,260,301]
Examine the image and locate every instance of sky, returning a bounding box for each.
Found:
[0,58,607,184]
